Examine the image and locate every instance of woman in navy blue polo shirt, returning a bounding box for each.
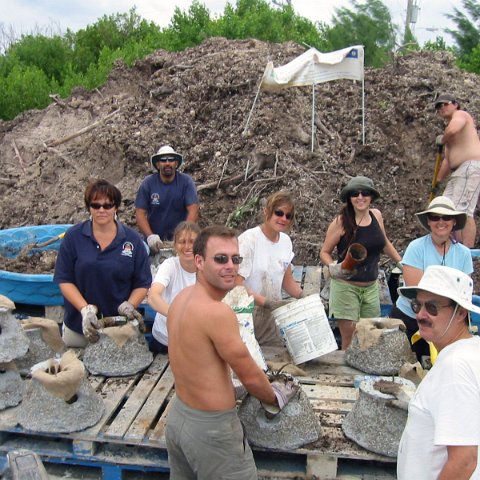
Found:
[54,179,152,347]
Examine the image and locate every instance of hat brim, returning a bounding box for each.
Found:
[398,285,480,314]
[416,208,467,232]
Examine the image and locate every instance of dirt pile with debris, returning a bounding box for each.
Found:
[1,37,479,269]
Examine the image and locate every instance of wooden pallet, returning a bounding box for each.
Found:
[0,351,394,480]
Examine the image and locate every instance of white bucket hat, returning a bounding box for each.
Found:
[416,196,467,232]
[150,145,183,170]
[398,265,480,314]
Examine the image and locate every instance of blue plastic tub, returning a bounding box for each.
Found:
[0,225,72,305]
[471,295,480,329]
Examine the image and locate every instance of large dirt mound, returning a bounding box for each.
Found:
[1,38,479,265]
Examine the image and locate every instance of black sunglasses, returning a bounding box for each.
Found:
[427,214,454,222]
[410,299,454,316]
[211,254,243,265]
[435,102,451,110]
[274,209,293,220]
[350,190,372,198]
[90,202,115,210]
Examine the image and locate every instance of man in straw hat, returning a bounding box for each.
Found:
[396,265,480,479]
[434,94,480,247]
[389,196,472,361]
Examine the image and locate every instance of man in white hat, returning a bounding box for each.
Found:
[396,265,480,479]
[434,94,480,247]
[135,145,199,253]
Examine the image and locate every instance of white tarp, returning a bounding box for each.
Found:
[260,45,364,91]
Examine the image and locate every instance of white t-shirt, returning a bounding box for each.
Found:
[151,256,196,345]
[397,336,480,480]
[238,226,294,300]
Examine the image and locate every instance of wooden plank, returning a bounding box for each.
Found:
[149,392,175,444]
[300,374,355,387]
[307,453,337,480]
[103,355,169,440]
[123,366,174,442]
[303,384,358,402]
[312,400,354,415]
[87,374,106,391]
[76,374,140,441]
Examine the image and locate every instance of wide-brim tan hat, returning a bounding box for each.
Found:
[416,196,467,232]
[398,265,480,314]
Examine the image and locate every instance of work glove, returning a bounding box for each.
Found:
[81,304,99,342]
[261,374,300,417]
[374,380,415,411]
[430,183,441,196]
[118,301,146,333]
[147,234,164,255]
[394,261,403,273]
[323,262,356,281]
[263,298,291,311]
[435,134,444,146]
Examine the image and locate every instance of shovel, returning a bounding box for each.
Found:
[429,144,444,203]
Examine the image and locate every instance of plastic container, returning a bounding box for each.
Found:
[272,294,338,364]
[0,225,72,305]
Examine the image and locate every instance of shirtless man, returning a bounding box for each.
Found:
[166,225,298,480]
[435,94,480,247]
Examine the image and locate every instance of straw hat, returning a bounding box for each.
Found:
[398,265,480,314]
[416,196,467,232]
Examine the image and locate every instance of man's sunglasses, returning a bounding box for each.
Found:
[410,299,454,316]
[156,156,178,163]
[427,214,454,222]
[90,202,115,210]
[435,102,452,110]
[211,254,243,265]
[274,209,293,220]
[350,190,372,198]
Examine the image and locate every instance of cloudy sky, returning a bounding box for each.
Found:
[2,0,458,46]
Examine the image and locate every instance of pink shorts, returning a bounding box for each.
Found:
[443,160,480,217]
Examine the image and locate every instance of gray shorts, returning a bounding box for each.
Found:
[443,160,480,217]
[166,396,257,480]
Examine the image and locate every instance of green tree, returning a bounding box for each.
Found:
[162,1,214,51]
[0,64,51,120]
[5,34,70,83]
[66,8,158,73]
[446,0,480,57]
[326,0,397,67]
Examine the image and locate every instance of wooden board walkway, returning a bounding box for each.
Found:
[0,350,395,480]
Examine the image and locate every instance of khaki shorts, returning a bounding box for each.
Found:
[62,324,88,348]
[329,279,380,321]
[443,160,480,217]
[166,396,257,480]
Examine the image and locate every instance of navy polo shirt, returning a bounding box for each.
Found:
[54,220,152,334]
[134,171,198,241]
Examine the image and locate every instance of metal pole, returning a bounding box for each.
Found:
[404,0,413,44]
[311,83,316,152]
[362,77,365,145]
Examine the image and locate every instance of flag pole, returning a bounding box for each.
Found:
[311,83,316,152]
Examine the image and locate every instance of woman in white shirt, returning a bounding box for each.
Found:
[235,191,304,347]
[148,221,200,353]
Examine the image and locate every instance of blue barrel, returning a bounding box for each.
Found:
[0,225,72,305]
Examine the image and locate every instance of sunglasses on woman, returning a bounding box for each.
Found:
[90,202,115,210]
[427,214,454,222]
[211,254,243,265]
[410,299,454,316]
[350,190,372,198]
[274,209,293,220]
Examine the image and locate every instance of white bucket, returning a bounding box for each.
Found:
[272,294,338,364]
